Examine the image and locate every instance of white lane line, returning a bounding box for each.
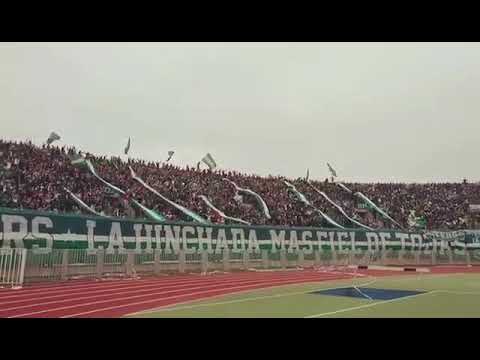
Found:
[131,278,379,316]
[9,274,332,318]
[304,290,440,318]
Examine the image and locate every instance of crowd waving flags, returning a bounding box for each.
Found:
[354,191,404,230]
[223,178,272,220]
[306,181,373,230]
[30,130,422,230]
[129,166,209,224]
[198,195,251,225]
[336,181,404,230]
[283,180,345,229]
[70,158,167,223]
[64,187,106,217]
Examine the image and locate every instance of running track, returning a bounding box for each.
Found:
[0,267,477,318]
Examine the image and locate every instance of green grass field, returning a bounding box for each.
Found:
[128,273,480,318]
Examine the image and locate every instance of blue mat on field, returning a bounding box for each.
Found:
[310,287,426,300]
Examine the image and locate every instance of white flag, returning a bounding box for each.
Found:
[124,138,131,155]
[201,153,217,170]
[46,132,61,145]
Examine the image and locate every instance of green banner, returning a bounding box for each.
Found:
[0,207,477,253]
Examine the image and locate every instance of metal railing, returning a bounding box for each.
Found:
[0,248,27,288]
[17,247,478,284]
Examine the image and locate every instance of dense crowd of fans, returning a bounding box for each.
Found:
[1,139,478,230]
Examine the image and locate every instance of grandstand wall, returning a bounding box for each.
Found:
[1,207,479,252]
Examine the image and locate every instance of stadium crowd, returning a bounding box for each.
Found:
[0,139,477,230]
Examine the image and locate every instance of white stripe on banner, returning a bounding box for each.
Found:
[223,178,271,220]
[337,183,353,194]
[306,182,373,230]
[198,195,251,225]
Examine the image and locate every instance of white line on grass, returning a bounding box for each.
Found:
[304,290,441,318]
[436,290,480,295]
[128,273,470,317]
[129,278,379,316]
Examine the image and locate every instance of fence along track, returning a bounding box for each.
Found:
[0,248,27,288]
[13,247,476,284]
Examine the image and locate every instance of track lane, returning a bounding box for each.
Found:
[4,272,351,318]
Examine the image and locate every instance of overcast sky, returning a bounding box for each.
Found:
[1,42,479,183]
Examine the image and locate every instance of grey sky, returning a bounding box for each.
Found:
[1,42,479,183]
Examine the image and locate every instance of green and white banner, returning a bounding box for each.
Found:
[283,180,345,229]
[307,182,372,230]
[224,178,271,220]
[1,207,477,253]
[198,195,250,225]
[129,166,208,224]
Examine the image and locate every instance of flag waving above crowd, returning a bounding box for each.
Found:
[327,163,337,178]
[124,138,131,155]
[166,151,175,162]
[46,132,61,145]
[201,153,217,170]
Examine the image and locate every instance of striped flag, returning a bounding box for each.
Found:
[355,191,404,229]
[224,179,271,220]
[129,166,209,224]
[198,195,250,225]
[46,132,61,145]
[201,153,217,170]
[124,138,131,155]
[64,187,106,217]
[283,181,311,207]
[327,163,337,177]
[283,180,345,229]
[81,160,166,222]
[307,181,372,230]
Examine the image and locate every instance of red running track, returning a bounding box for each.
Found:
[0,267,476,318]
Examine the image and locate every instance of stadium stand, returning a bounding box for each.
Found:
[0,139,478,230]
